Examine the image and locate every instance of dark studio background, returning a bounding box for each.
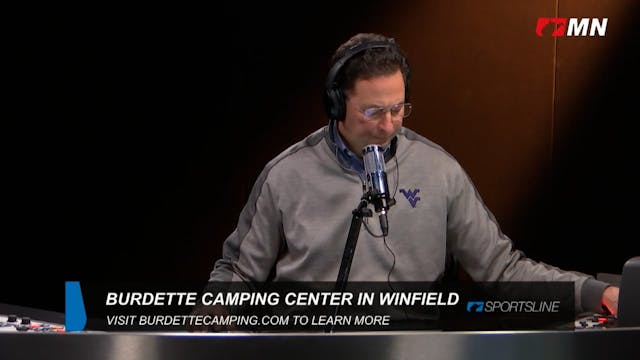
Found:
[4,1,639,313]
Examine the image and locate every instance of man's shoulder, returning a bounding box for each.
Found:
[263,126,328,170]
[398,127,458,163]
[276,126,326,157]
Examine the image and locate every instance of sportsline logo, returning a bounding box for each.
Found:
[466,300,561,313]
[466,301,484,313]
[536,18,608,37]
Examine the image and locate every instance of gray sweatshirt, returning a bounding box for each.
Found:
[210,124,608,313]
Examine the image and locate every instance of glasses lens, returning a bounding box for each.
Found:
[363,107,384,119]
[390,104,403,116]
[362,103,412,120]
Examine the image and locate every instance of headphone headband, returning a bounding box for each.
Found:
[325,40,396,91]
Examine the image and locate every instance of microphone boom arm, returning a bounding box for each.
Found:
[326,195,372,333]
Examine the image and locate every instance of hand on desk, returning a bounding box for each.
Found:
[602,286,619,316]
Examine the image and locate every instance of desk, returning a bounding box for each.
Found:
[1,328,638,360]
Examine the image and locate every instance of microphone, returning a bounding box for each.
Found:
[362,144,395,236]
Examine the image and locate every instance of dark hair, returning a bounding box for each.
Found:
[330,33,411,99]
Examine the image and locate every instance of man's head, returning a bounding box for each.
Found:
[325,33,411,155]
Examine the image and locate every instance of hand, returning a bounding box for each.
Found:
[601,286,619,316]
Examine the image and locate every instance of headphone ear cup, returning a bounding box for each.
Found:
[325,86,345,121]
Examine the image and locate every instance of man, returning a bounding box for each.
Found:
[207,33,618,318]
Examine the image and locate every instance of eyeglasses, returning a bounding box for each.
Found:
[360,102,412,121]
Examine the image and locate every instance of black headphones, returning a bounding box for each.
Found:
[324,40,409,121]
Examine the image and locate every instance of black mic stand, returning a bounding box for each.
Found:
[325,194,372,333]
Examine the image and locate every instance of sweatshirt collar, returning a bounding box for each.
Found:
[329,120,397,177]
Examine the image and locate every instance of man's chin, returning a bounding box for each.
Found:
[370,138,391,148]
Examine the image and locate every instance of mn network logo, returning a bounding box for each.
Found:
[536,18,608,37]
[466,301,484,313]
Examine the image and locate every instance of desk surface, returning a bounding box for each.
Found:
[1,328,639,360]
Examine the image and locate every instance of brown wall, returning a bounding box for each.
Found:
[256,1,639,274]
[337,0,640,273]
[176,0,638,277]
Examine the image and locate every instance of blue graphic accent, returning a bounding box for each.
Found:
[466,301,484,313]
[65,281,87,331]
[399,189,421,207]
